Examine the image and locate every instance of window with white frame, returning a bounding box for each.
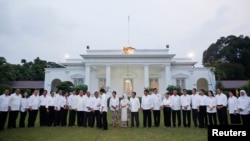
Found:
[73,78,84,86]
[176,78,186,89]
[149,78,159,89]
[124,78,133,94]
[98,78,106,89]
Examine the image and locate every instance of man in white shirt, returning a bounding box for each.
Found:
[39,90,47,126]
[141,89,153,128]
[171,89,181,127]
[46,91,57,126]
[76,90,85,127]
[28,89,40,127]
[180,89,191,127]
[54,89,63,126]
[129,91,140,128]
[191,88,199,127]
[19,92,29,128]
[215,88,228,125]
[197,89,208,128]
[8,88,21,129]
[68,89,77,126]
[92,91,102,128]
[100,88,108,130]
[83,91,93,128]
[0,89,10,130]
[151,88,162,127]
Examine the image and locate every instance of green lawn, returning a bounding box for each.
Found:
[0,111,207,141]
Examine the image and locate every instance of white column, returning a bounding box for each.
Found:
[85,64,90,88]
[165,63,171,87]
[144,65,149,88]
[106,65,111,90]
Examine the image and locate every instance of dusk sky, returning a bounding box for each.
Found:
[0,0,249,67]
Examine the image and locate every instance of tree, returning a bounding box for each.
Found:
[203,35,250,80]
[74,84,88,92]
[166,85,181,94]
[0,84,11,94]
[56,81,74,93]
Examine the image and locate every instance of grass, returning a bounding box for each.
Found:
[0,111,207,141]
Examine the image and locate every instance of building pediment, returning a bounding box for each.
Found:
[70,73,85,79]
[172,73,189,78]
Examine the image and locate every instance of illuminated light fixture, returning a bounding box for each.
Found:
[123,47,135,55]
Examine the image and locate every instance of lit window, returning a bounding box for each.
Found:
[124,78,133,94]
[73,78,84,86]
[98,78,106,89]
[149,78,159,89]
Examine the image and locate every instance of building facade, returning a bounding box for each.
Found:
[44,49,216,97]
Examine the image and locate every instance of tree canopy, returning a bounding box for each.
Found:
[203,35,250,80]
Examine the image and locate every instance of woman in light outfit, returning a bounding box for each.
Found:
[120,94,130,127]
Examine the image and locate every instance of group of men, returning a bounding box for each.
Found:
[0,87,249,131]
[0,88,108,131]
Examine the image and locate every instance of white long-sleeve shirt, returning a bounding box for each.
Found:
[45,95,57,108]
[141,95,153,110]
[215,93,227,106]
[39,95,47,106]
[171,95,181,110]
[60,96,69,108]
[198,95,208,106]
[161,97,172,108]
[92,97,102,111]
[28,94,40,110]
[191,93,200,109]
[109,97,119,111]
[180,94,191,110]
[206,96,217,113]
[8,93,21,111]
[151,93,162,110]
[101,93,108,112]
[68,94,77,109]
[84,96,93,112]
[238,95,249,115]
[56,95,63,110]
[129,97,140,112]
[228,96,239,114]
[20,97,29,112]
[76,95,85,111]
[0,94,10,112]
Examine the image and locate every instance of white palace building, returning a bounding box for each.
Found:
[44,48,216,97]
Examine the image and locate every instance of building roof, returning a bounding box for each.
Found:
[5,81,44,89]
[220,80,248,89]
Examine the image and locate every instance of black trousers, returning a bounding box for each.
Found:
[60,108,68,126]
[93,110,102,128]
[28,110,38,127]
[143,110,152,128]
[131,112,139,127]
[172,110,181,127]
[83,112,93,127]
[192,109,199,127]
[207,113,217,126]
[241,114,250,126]
[68,110,76,126]
[19,111,27,128]
[0,111,8,130]
[77,111,84,126]
[229,114,241,125]
[182,110,191,127]
[101,111,108,130]
[39,106,47,126]
[163,107,171,127]
[54,109,61,126]
[217,107,228,125]
[198,106,207,128]
[47,106,55,126]
[8,111,19,128]
[153,110,160,127]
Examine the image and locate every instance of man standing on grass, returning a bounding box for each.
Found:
[68,89,77,126]
[171,89,181,128]
[215,88,228,125]
[28,89,40,127]
[151,88,162,127]
[191,88,199,127]
[100,88,108,130]
[180,89,191,128]
[8,88,21,129]
[129,91,140,128]
[39,90,47,127]
[141,89,153,128]
[0,89,10,131]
